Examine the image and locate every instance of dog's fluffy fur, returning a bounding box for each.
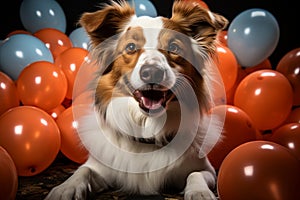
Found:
[45,1,228,199]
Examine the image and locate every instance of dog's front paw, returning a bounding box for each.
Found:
[184,189,217,200]
[44,166,94,200]
[45,181,91,200]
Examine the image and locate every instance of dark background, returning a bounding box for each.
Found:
[1,0,299,66]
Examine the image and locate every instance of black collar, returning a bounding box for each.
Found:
[129,134,174,146]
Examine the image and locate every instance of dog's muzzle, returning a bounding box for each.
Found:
[124,65,175,115]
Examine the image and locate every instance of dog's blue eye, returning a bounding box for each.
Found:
[168,43,181,54]
[125,43,137,54]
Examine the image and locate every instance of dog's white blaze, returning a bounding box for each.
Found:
[126,15,163,48]
[126,15,176,89]
[131,50,175,89]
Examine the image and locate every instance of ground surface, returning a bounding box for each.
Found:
[16,153,194,200]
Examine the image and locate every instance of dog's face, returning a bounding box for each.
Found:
[79,0,227,118]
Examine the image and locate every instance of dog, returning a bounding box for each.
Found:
[45,0,228,199]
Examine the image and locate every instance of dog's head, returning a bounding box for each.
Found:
[79,0,227,118]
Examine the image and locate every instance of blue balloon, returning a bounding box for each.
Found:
[69,27,91,50]
[227,8,280,67]
[0,34,54,80]
[127,0,157,17]
[20,0,67,33]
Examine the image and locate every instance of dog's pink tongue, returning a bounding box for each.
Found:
[141,97,163,110]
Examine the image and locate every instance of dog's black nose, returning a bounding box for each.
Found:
[140,65,164,84]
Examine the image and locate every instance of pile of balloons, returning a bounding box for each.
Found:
[0,0,92,199]
[0,0,300,200]
[207,3,300,200]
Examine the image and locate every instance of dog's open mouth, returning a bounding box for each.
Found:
[133,85,174,114]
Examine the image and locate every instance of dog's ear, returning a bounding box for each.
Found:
[79,1,135,48]
[171,0,228,49]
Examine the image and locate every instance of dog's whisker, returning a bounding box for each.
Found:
[171,74,195,96]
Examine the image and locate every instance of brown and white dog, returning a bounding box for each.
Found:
[45,0,228,199]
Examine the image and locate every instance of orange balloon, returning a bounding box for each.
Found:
[0,146,18,200]
[17,61,68,111]
[217,30,228,47]
[47,104,66,120]
[208,64,227,105]
[268,123,300,160]
[225,66,247,105]
[72,59,98,100]
[0,106,61,176]
[276,48,300,106]
[198,1,209,9]
[73,91,94,106]
[56,105,89,164]
[33,28,73,59]
[234,69,293,131]
[215,45,239,92]
[6,30,31,37]
[54,47,89,99]
[0,72,20,116]
[183,0,209,9]
[244,58,272,75]
[284,107,300,124]
[208,105,257,170]
[217,141,300,200]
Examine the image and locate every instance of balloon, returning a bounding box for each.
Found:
[234,69,293,131]
[217,141,300,200]
[244,58,272,75]
[182,0,209,9]
[208,105,257,170]
[17,61,68,111]
[72,59,98,99]
[225,66,247,105]
[0,72,20,116]
[215,45,239,92]
[20,0,66,33]
[227,8,279,67]
[69,27,90,50]
[73,91,94,106]
[208,69,227,105]
[47,104,66,120]
[217,30,228,47]
[54,47,89,99]
[0,106,61,176]
[0,34,54,80]
[6,30,31,37]
[127,0,157,17]
[34,28,73,59]
[276,48,300,106]
[56,106,89,164]
[206,58,227,106]
[268,123,300,160]
[284,107,300,124]
[0,146,18,200]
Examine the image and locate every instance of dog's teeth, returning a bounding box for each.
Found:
[141,97,163,110]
